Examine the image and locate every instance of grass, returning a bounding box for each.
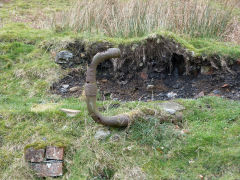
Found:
[1,92,240,179]
[52,0,238,41]
[0,0,240,179]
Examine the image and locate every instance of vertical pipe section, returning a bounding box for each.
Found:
[85,48,130,127]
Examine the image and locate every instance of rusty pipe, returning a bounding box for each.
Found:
[85,48,130,127]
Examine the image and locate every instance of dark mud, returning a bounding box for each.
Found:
[51,35,240,101]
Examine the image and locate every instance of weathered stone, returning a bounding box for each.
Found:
[60,108,81,117]
[62,84,69,89]
[31,161,63,177]
[147,85,154,90]
[55,50,73,64]
[69,86,81,92]
[164,108,176,114]
[25,147,45,163]
[158,101,185,114]
[94,129,110,140]
[46,146,64,160]
[167,92,177,99]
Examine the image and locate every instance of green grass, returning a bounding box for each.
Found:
[1,93,240,179]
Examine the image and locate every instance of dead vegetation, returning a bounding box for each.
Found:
[52,0,237,41]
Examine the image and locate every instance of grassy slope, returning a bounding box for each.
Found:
[0,0,240,179]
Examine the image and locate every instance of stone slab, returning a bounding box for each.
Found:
[31,161,63,177]
[25,148,45,163]
[158,101,185,114]
[46,146,64,160]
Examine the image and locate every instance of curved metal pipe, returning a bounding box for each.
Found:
[85,48,130,127]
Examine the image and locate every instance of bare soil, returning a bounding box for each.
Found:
[51,35,240,101]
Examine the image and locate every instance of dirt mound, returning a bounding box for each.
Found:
[51,35,240,101]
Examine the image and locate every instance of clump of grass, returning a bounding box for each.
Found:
[52,0,235,39]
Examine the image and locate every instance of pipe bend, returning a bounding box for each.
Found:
[85,48,130,127]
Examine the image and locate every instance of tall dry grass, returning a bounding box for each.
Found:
[52,0,236,40]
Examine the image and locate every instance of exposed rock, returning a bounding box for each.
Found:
[55,51,73,64]
[167,92,177,99]
[158,101,185,114]
[62,84,69,89]
[46,146,64,160]
[25,147,45,163]
[60,108,81,117]
[60,84,69,93]
[30,161,63,177]
[147,85,154,90]
[94,129,110,140]
[164,108,176,114]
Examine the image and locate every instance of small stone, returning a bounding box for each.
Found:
[194,91,205,99]
[188,160,195,164]
[167,92,177,99]
[117,80,128,85]
[221,84,229,88]
[55,50,73,64]
[94,129,110,140]
[60,108,81,117]
[69,86,81,92]
[62,84,69,89]
[158,101,185,114]
[0,3,3,8]
[30,161,63,177]
[164,108,176,114]
[110,134,121,142]
[60,88,68,93]
[147,85,154,90]
[46,146,64,160]
[25,147,45,163]
[212,89,221,95]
